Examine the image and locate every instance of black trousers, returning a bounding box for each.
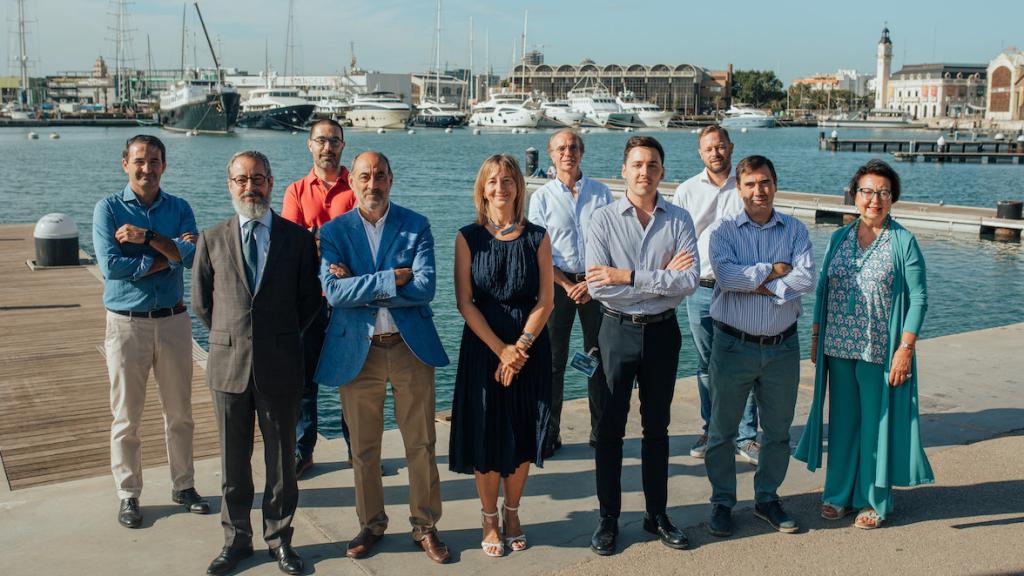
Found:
[213,381,300,550]
[593,313,681,519]
[547,284,606,446]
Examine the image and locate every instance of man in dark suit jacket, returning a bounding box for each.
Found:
[193,150,322,576]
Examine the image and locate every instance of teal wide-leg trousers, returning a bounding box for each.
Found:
[822,356,894,518]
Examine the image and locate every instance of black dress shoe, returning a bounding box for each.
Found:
[590,516,618,556]
[269,543,304,575]
[118,497,142,528]
[207,546,253,576]
[643,513,689,550]
[171,487,211,514]
[295,453,314,479]
[707,504,732,537]
[754,500,799,533]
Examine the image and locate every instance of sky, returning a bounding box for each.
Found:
[4,0,1023,83]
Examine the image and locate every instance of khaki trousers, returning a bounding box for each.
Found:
[105,311,195,499]
[339,338,442,539]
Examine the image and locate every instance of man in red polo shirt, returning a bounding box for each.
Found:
[283,118,355,478]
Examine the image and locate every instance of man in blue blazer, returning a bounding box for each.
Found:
[315,151,451,564]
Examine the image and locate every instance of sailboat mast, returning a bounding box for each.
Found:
[521,10,527,94]
[179,4,186,77]
[434,0,441,102]
[192,2,221,84]
[468,16,474,104]
[17,0,29,106]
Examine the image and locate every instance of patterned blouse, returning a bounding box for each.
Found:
[823,220,894,365]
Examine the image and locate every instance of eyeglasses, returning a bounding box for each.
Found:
[310,137,344,148]
[856,187,892,200]
[230,174,268,187]
[552,145,580,155]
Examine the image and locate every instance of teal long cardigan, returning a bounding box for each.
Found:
[794,218,935,488]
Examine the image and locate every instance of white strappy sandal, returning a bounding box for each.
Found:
[502,503,528,552]
[481,509,505,557]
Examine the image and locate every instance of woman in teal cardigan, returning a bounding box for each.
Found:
[794,159,933,529]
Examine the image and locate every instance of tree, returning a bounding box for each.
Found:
[732,70,785,108]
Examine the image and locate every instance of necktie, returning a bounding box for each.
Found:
[242,220,259,291]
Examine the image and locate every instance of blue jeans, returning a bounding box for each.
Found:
[705,325,800,508]
[686,286,758,443]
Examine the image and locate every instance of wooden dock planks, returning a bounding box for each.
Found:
[0,224,227,490]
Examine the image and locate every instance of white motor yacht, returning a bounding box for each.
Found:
[719,106,775,128]
[537,99,585,127]
[567,79,642,129]
[616,90,674,128]
[347,91,413,129]
[410,98,467,128]
[467,92,540,128]
[237,87,316,130]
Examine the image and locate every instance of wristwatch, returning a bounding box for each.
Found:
[143,229,156,245]
[899,341,914,351]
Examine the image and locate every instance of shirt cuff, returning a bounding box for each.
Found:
[130,254,154,281]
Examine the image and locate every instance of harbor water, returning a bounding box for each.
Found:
[1,126,1021,438]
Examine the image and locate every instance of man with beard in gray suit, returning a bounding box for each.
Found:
[192,150,322,575]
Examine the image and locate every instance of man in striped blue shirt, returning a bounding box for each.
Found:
[704,155,815,538]
[585,136,699,555]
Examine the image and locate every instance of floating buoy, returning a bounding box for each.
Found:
[830,130,839,139]
[291,130,299,135]
[49,132,60,139]
[190,130,198,136]
[473,128,481,135]
[993,132,1005,140]
[377,128,386,134]
[27,131,38,139]
[690,129,699,134]
[741,127,749,133]
[407,129,416,135]
[445,127,453,134]
[624,127,634,133]
[582,128,590,134]
[185,131,193,137]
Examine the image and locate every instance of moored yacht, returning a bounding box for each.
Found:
[410,98,466,128]
[719,105,775,128]
[467,92,540,128]
[567,79,642,129]
[616,90,674,128]
[537,99,585,127]
[237,87,316,130]
[347,91,413,129]
[159,74,241,134]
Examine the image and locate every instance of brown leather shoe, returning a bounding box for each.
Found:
[416,531,450,564]
[346,528,383,558]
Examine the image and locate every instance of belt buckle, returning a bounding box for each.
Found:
[630,313,646,325]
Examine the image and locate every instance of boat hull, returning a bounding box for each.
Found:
[409,113,465,128]
[348,109,411,129]
[720,116,775,128]
[637,111,675,128]
[160,92,240,134]
[602,112,645,129]
[468,109,539,128]
[237,104,316,130]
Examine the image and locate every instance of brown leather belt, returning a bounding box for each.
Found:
[370,332,402,344]
[561,270,587,283]
[714,321,796,346]
[699,278,716,289]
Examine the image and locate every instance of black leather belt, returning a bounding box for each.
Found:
[370,332,402,344]
[699,278,716,289]
[714,320,796,346]
[602,306,675,325]
[108,304,187,319]
[562,270,587,283]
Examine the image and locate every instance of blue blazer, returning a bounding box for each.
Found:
[314,202,449,387]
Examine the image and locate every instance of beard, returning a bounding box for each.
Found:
[232,192,270,220]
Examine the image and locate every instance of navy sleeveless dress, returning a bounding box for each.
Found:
[449,222,552,477]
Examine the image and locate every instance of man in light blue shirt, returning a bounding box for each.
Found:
[92,134,208,529]
[585,136,699,555]
[704,155,815,539]
[528,129,613,457]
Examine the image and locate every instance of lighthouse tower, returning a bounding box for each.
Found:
[876,26,892,109]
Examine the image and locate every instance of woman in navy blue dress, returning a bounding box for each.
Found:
[449,154,554,557]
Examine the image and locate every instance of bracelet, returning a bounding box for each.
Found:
[899,341,914,350]
[518,331,535,347]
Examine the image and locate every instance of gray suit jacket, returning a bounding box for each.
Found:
[192,211,321,395]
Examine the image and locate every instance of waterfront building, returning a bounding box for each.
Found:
[792,69,873,97]
[506,56,728,115]
[985,48,1024,123]
[886,63,986,119]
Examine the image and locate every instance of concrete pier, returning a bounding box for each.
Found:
[0,221,1021,574]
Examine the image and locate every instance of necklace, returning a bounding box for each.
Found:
[487,216,517,236]
[845,216,890,313]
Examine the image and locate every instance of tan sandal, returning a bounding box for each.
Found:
[854,508,883,529]
[502,504,528,552]
[481,510,504,557]
[821,503,852,520]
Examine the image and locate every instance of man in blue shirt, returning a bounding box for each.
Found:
[704,155,815,538]
[92,135,209,529]
[585,136,699,555]
[528,129,613,457]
